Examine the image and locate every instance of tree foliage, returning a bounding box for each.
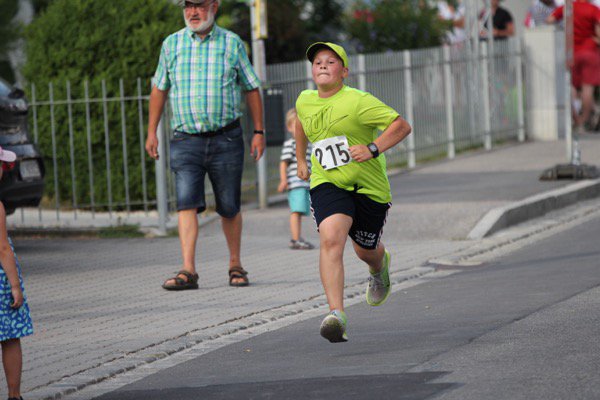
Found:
[219,0,345,64]
[0,0,21,82]
[30,0,53,15]
[23,0,183,209]
[345,0,447,53]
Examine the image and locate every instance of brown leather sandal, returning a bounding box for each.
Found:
[162,270,199,291]
[228,266,249,287]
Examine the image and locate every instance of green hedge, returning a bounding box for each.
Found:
[23,0,183,210]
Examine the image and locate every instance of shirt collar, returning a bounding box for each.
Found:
[185,24,222,41]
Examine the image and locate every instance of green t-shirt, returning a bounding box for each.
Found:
[296,85,399,204]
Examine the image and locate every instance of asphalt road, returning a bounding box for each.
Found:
[94,214,600,400]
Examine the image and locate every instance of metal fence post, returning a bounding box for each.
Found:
[515,38,526,142]
[101,80,113,218]
[358,54,367,92]
[31,83,43,222]
[66,81,77,219]
[443,46,456,160]
[252,37,268,210]
[403,50,416,168]
[306,61,314,90]
[155,116,169,235]
[481,43,492,150]
[84,80,96,218]
[49,82,60,220]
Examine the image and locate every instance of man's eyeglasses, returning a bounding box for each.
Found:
[184,1,214,11]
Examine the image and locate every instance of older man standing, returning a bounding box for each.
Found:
[146,0,265,289]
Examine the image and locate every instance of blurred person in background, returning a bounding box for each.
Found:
[437,0,467,44]
[525,0,564,28]
[479,0,515,39]
[548,0,600,132]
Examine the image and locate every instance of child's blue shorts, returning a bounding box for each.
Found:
[287,187,310,216]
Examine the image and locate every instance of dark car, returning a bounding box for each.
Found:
[0,78,45,215]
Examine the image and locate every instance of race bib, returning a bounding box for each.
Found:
[313,136,352,171]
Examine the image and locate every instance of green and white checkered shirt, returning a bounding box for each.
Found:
[152,25,260,134]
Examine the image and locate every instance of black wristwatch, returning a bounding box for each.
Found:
[367,142,380,158]
[253,129,265,135]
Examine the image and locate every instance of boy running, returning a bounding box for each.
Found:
[295,42,412,343]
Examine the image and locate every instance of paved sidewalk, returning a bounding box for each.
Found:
[3,137,600,399]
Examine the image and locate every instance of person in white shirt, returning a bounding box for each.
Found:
[437,0,467,44]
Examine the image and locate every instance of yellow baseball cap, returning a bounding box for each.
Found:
[306,42,348,68]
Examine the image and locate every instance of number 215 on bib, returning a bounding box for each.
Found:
[313,136,351,171]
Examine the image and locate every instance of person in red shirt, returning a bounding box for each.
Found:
[548,0,600,131]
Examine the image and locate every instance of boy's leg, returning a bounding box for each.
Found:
[318,213,353,311]
[349,192,392,306]
[2,339,22,398]
[290,212,301,241]
[353,242,385,273]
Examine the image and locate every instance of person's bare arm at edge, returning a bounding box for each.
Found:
[0,202,23,309]
[245,88,265,161]
[295,117,310,181]
[349,117,412,162]
[145,86,169,160]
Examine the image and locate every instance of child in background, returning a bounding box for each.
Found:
[0,147,32,400]
[278,108,314,250]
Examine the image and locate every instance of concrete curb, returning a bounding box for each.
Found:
[468,179,600,239]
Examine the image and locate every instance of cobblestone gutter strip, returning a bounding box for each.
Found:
[26,266,435,400]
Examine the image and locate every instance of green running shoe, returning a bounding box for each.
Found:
[366,249,391,306]
[320,310,348,343]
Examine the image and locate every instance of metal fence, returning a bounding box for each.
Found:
[15,38,524,229]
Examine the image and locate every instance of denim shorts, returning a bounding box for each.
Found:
[169,126,244,217]
[287,187,310,216]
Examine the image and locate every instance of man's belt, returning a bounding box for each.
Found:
[175,119,240,138]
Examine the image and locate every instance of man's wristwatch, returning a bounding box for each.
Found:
[367,142,380,158]
[253,129,265,135]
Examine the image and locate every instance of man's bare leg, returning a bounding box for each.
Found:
[222,212,244,284]
[164,209,198,286]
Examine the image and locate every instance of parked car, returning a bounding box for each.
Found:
[0,78,45,215]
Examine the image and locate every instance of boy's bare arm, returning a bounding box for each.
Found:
[295,117,311,181]
[375,117,412,152]
[349,117,412,162]
[278,161,289,192]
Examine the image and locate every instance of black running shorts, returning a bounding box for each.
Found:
[310,182,390,250]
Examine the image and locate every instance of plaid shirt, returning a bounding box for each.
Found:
[152,25,260,133]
